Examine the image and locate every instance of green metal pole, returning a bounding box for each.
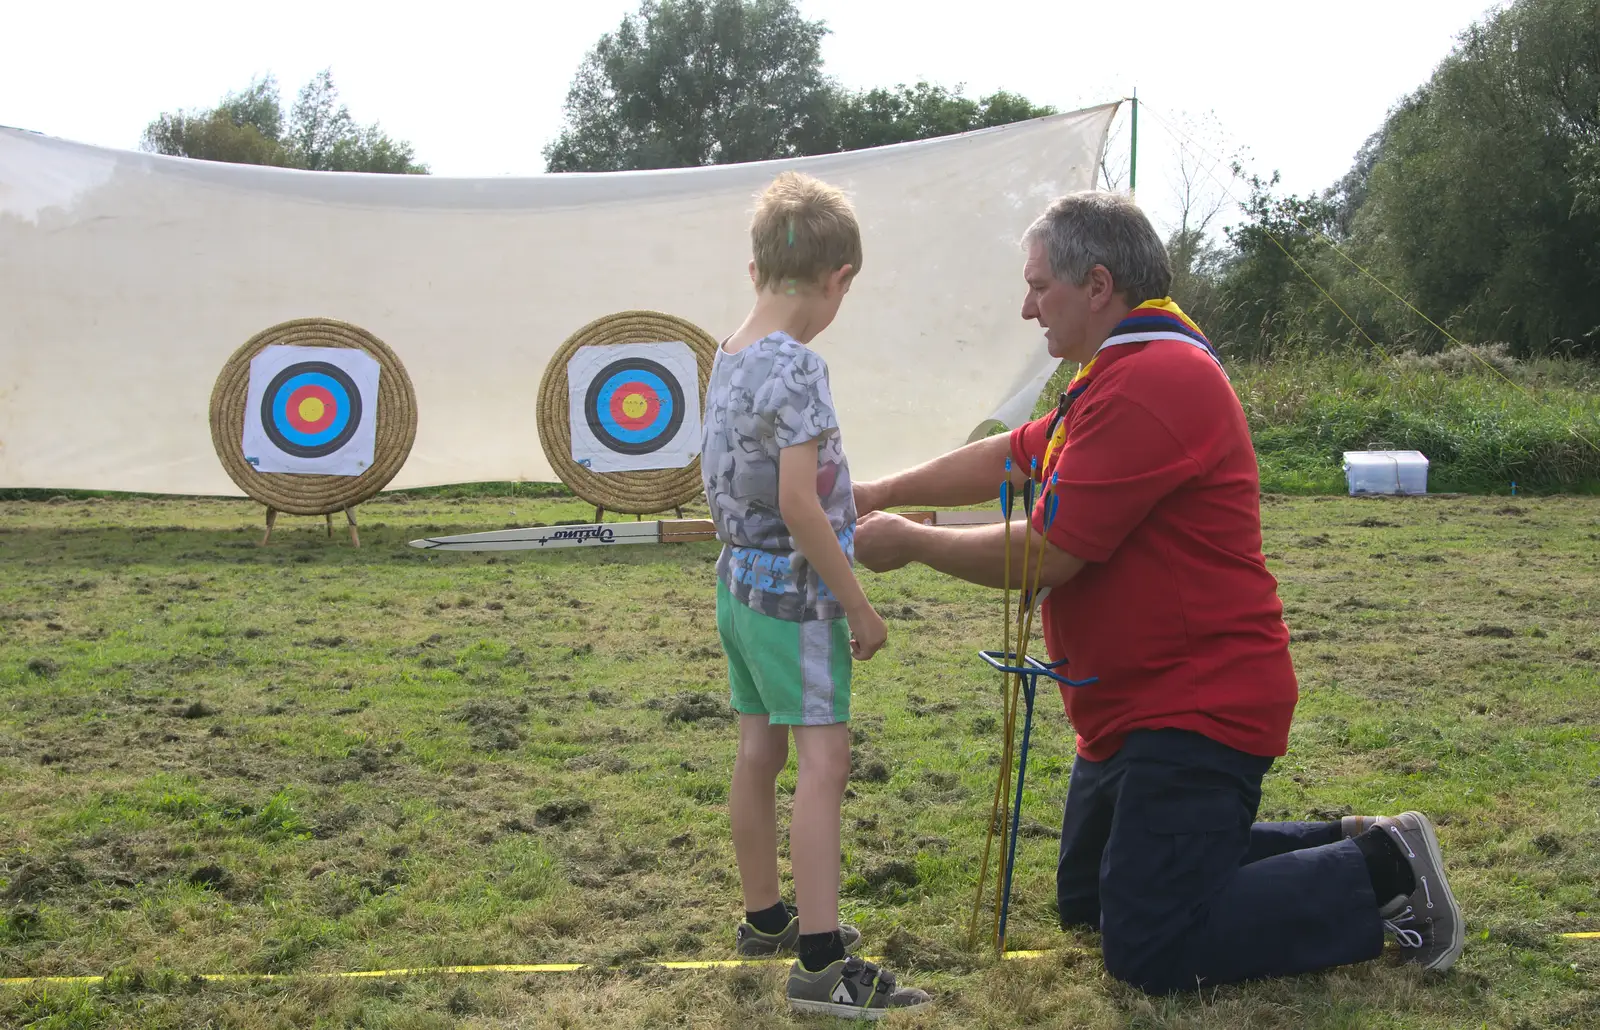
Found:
[1129,88,1138,197]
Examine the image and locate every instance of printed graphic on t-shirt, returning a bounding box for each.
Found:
[700,332,855,622]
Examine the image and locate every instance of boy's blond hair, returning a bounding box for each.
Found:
[750,171,862,292]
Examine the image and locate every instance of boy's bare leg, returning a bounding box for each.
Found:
[791,723,851,934]
[731,714,790,911]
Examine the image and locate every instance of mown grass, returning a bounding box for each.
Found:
[1037,347,1600,496]
[0,492,1597,1029]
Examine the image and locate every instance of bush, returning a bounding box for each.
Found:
[1035,349,1600,495]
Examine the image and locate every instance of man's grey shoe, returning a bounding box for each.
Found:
[734,905,861,958]
[787,955,932,1020]
[1346,812,1465,972]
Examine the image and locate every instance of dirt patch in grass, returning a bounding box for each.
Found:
[452,699,528,751]
[535,799,592,826]
[659,691,733,724]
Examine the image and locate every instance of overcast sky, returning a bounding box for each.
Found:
[2,0,1501,237]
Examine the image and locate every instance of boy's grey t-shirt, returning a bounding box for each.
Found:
[701,331,856,623]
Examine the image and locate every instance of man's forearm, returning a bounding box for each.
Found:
[901,519,1085,590]
[873,433,1024,510]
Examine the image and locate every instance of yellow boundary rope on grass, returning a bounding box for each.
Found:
[3,942,1595,988]
[0,951,1057,987]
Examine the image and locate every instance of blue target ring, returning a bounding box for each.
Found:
[583,357,685,456]
[260,361,363,459]
[596,369,674,444]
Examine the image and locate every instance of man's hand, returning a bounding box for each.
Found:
[847,604,888,660]
[857,509,1089,590]
[853,479,890,517]
[854,510,919,573]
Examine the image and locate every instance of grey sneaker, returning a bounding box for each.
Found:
[787,955,932,1020]
[1348,812,1465,971]
[734,905,861,957]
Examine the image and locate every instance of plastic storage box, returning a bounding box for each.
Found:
[1342,450,1429,496]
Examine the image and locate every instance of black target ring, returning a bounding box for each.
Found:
[260,360,365,459]
[582,357,686,456]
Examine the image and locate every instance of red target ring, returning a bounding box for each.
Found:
[285,384,338,434]
[607,381,661,432]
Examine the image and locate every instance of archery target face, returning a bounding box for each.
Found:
[586,357,683,455]
[567,342,700,473]
[262,362,362,457]
[242,345,381,475]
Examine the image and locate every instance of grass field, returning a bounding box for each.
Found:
[2,492,1598,1029]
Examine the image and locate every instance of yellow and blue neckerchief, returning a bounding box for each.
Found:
[1038,297,1223,474]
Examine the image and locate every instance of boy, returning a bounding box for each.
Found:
[700,171,933,1020]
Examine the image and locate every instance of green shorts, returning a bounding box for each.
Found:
[715,581,851,726]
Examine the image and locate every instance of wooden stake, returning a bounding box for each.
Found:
[261,507,278,546]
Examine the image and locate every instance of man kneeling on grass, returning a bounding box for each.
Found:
[851,190,1466,994]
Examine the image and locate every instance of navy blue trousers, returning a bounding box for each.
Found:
[1056,728,1386,994]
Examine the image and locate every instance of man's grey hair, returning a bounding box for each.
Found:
[1022,191,1172,304]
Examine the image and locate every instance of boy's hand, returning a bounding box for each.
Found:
[847,604,888,660]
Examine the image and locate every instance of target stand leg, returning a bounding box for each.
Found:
[346,507,360,548]
[261,507,278,547]
[325,513,334,538]
[594,505,605,524]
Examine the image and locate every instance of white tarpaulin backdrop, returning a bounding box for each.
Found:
[0,103,1116,495]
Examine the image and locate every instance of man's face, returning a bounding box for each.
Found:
[1020,239,1094,363]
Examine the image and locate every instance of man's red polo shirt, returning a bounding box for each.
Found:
[1009,338,1297,762]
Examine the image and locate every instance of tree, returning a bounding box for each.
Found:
[1335,0,1600,355]
[1326,126,1386,239]
[140,70,428,174]
[542,0,1057,172]
[1159,112,1238,311]
[823,82,1055,153]
[1577,139,1600,217]
[543,0,836,171]
[1195,0,1600,359]
[140,76,292,168]
[1098,116,1128,192]
[1204,169,1353,358]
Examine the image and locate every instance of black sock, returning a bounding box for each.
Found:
[798,929,845,972]
[746,900,791,936]
[1353,826,1415,903]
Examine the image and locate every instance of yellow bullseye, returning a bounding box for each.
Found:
[298,397,326,423]
[621,393,648,419]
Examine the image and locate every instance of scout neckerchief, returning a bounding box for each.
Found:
[1038,297,1223,474]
